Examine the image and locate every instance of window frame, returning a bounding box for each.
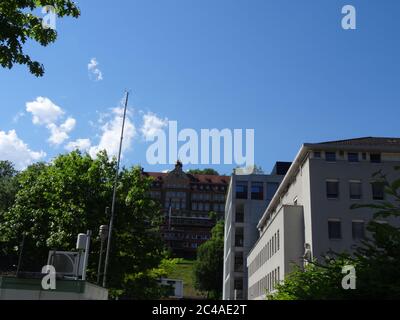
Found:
[349,180,362,200]
[251,182,264,200]
[352,220,365,240]
[325,151,337,162]
[371,181,385,200]
[326,180,340,199]
[348,152,360,163]
[370,153,382,164]
[328,219,342,240]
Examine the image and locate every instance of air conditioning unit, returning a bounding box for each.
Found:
[47,251,85,278]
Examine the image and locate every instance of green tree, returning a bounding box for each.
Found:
[0,151,170,299]
[269,168,400,300]
[0,160,19,270]
[187,168,219,176]
[0,0,80,77]
[193,220,224,299]
[268,256,357,300]
[0,160,18,214]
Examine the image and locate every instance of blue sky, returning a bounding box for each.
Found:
[0,0,399,174]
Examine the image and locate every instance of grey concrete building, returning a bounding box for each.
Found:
[247,137,400,300]
[223,162,290,300]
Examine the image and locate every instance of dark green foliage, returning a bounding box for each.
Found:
[0,0,80,76]
[0,151,170,299]
[187,169,220,176]
[0,160,18,214]
[193,220,224,299]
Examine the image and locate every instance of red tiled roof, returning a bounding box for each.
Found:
[143,171,229,184]
[188,174,230,184]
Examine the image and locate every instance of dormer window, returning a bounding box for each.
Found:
[325,152,336,162]
[370,153,381,163]
[348,153,359,163]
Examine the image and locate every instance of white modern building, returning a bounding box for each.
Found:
[223,162,291,300]
[247,137,400,300]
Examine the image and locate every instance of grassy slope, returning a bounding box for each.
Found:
[168,259,206,299]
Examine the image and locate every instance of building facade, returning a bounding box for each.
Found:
[222,162,291,300]
[143,161,229,258]
[247,137,400,300]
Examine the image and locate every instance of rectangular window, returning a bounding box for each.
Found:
[251,182,264,200]
[372,182,385,200]
[272,270,276,288]
[352,221,365,240]
[235,228,244,247]
[236,181,248,199]
[277,230,280,251]
[272,237,275,255]
[269,240,272,257]
[234,278,243,291]
[328,220,342,239]
[235,204,244,223]
[325,152,337,162]
[314,151,321,158]
[266,182,279,200]
[349,181,362,200]
[326,180,339,199]
[370,153,381,163]
[362,153,367,160]
[348,152,359,163]
[234,253,244,272]
[277,267,280,283]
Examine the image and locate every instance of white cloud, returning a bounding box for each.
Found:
[88,58,103,81]
[26,97,64,125]
[0,130,46,170]
[140,112,168,140]
[65,138,92,152]
[26,97,76,147]
[89,107,136,158]
[12,111,25,123]
[47,117,76,145]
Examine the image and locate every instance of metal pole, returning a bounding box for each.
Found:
[97,239,104,285]
[97,221,109,285]
[103,91,130,288]
[16,233,26,277]
[82,230,92,281]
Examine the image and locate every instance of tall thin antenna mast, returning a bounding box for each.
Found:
[102,91,130,288]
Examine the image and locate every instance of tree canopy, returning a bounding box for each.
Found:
[0,160,18,214]
[0,0,80,76]
[187,168,220,176]
[193,219,224,299]
[0,151,172,299]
